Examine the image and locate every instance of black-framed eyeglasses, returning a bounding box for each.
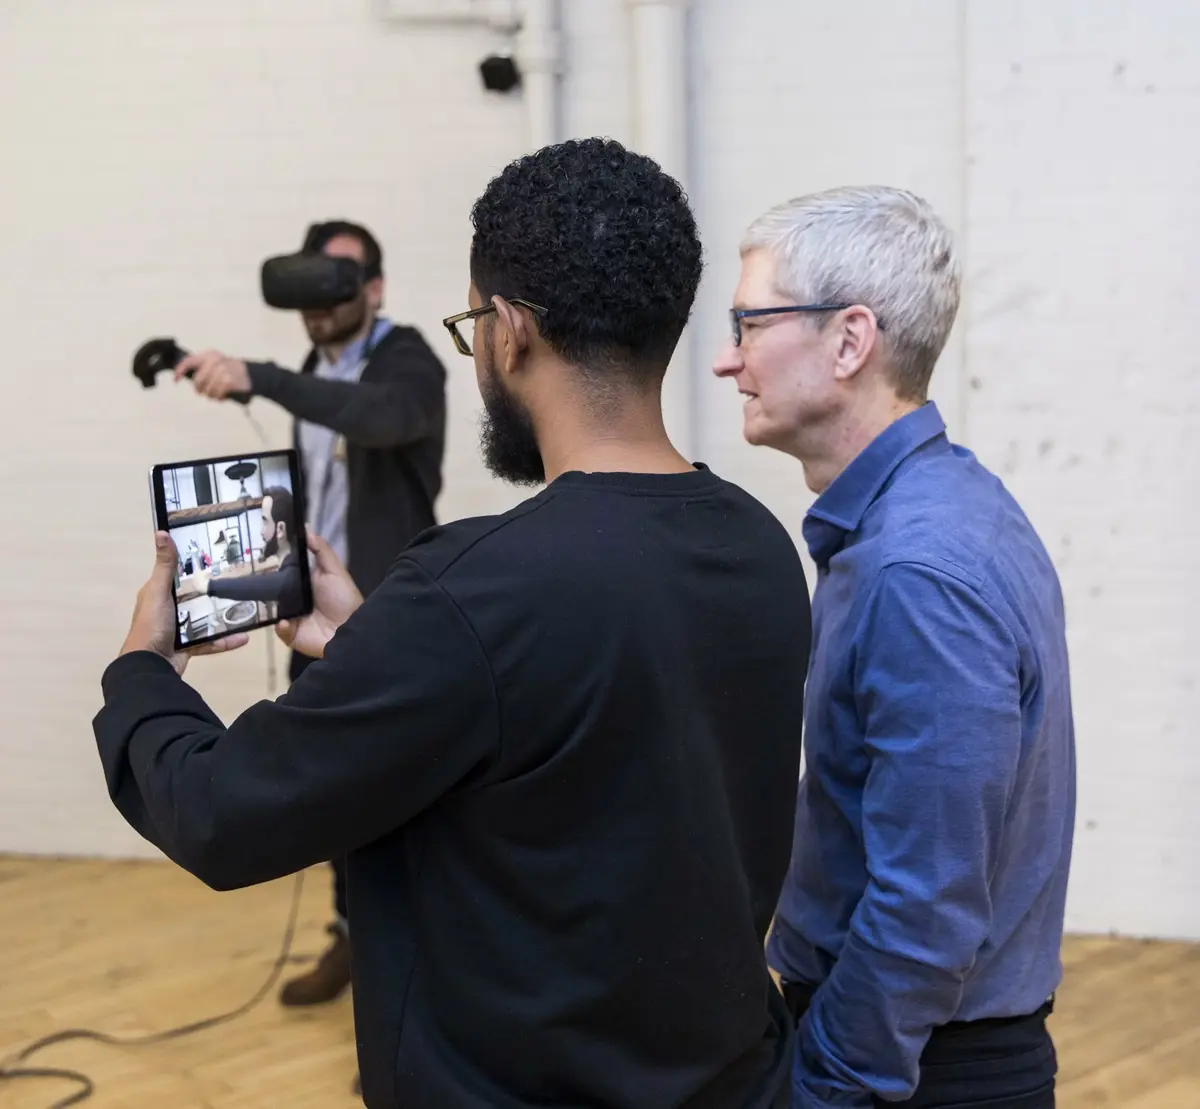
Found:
[729,304,885,346]
[442,298,549,356]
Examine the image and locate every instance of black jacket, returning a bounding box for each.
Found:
[241,323,446,598]
[206,549,305,619]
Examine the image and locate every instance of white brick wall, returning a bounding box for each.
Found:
[0,0,1194,939]
[963,1,1200,940]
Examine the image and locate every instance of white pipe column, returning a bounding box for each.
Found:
[626,0,694,458]
[517,0,562,150]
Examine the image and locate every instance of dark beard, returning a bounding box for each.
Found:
[262,534,280,559]
[479,358,545,486]
[302,295,369,346]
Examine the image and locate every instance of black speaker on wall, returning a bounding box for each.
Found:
[194,465,214,506]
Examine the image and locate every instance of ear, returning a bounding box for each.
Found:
[831,305,880,382]
[491,296,532,375]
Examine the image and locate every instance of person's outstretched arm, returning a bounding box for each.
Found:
[204,565,294,604]
[95,537,497,892]
[174,329,445,448]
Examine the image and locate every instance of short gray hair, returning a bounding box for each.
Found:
[741,186,961,401]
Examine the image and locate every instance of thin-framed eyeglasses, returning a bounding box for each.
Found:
[442,298,549,356]
[729,304,886,346]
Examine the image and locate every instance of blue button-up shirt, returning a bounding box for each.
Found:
[767,402,1076,1108]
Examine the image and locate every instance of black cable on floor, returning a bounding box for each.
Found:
[0,869,305,1109]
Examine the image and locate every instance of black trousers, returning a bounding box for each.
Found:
[290,651,350,929]
[782,982,1056,1109]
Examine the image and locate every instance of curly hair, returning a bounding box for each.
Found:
[470,138,703,381]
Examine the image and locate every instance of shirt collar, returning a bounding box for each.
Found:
[802,401,947,567]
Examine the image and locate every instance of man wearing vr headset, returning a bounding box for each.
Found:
[175,220,447,1018]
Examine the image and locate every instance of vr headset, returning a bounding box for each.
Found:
[260,253,362,311]
[260,220,382,311]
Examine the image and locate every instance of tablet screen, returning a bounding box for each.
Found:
[150,449,313,649]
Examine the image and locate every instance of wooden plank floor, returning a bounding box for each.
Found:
[1,856,1197,1108]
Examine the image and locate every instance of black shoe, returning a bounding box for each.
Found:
[278,923,351,1006]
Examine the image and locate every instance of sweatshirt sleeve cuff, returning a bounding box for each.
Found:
[101,651,180,699]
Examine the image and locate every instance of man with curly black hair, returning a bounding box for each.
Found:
[97,138,812,1109]
[451,137,708,486]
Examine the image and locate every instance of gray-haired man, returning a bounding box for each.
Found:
[714,186,1076,1109]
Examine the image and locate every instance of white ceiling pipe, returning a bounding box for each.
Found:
[517,0,562,151]
[372,0,520,31]
[627,0,695,458]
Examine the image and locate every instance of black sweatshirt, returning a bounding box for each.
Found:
[94,467,813,1109]
[240,323,446,599]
